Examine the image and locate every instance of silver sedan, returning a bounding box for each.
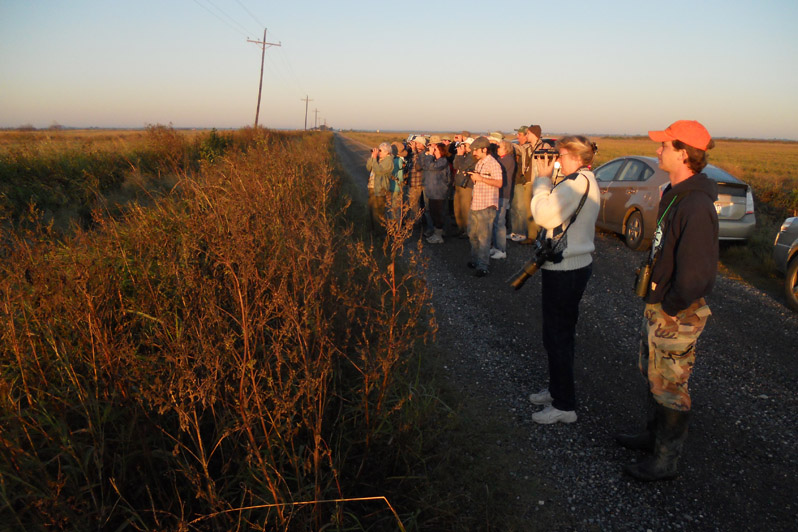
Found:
[594,156,756,250]
[773,217,798,311]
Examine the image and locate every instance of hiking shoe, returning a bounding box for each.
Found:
[528,389,553,405]
[490,249,507,259]
[474,268,488,278]
[532,405,577,425]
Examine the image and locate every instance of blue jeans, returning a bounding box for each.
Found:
[492,197,508,252]
[468,207,496,270]
[510,183,532,237]
[541,264,592,412]
[422,189,434,232]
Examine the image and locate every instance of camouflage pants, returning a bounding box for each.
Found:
[638,299,711,411]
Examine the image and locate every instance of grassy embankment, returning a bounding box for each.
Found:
[343,131,798,293]
[0,127,465,530]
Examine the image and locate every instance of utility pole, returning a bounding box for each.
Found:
[313,108,319,129]
[300,95,313,130]
[247,28,281,129]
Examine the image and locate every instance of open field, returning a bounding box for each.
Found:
[0,126,242,232]
[0,128,210,150]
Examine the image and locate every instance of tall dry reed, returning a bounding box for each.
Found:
[0,129,434,530]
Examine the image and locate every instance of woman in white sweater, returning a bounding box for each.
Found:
[526,135,600,425]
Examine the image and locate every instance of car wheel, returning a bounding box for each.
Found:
[624,210,646,251]
[785,256,798,312]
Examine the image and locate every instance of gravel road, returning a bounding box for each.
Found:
[335,134,798,531]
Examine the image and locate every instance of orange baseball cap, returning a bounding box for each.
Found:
[648,120,711,151]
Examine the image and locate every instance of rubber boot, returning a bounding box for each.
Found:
[615,392,657,452]
[624,404,690,481]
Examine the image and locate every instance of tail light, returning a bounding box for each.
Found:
[745,187,754,215]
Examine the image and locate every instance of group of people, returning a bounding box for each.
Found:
[365,120,720,482]
[366,125,556,273]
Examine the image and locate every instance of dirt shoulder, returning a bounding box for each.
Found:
[335,133,798,531]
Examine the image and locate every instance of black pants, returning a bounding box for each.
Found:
[427,198,446,230]
[541,264,592,411]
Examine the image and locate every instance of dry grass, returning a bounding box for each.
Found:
[0,126,243,232]
[0,128,441,530]
[0,128,210,152]
[342,132,412,149]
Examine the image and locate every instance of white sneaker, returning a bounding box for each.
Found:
[490,249,507,259]
[426,229,444,244]
[528,389,553,405]
[511,233,526,242]
[532,405,577,425]
[506,233,515,240]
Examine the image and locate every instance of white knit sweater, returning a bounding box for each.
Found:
[530,169,600,271]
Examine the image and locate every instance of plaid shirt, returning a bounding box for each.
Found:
[408,151,428,188]
[471,154,502,211]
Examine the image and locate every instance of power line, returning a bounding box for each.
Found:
[191,0,260,38]
[191,0,248,37]
[203,0,254,36]
[273,47,304,94]
[234,0,264,28]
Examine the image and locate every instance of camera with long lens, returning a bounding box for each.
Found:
[509,237,562,290]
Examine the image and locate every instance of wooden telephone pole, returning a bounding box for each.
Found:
[301,95,313,130]
[247,28,281,129]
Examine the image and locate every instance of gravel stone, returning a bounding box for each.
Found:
[336,134,798,531]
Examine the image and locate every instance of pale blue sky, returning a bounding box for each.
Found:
[2,0,797,139]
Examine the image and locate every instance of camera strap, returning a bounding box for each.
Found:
[542,171,591,249]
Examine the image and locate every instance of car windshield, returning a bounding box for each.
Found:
[703,165,746,185]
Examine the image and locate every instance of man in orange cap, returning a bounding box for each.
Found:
[618,120,719,482]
